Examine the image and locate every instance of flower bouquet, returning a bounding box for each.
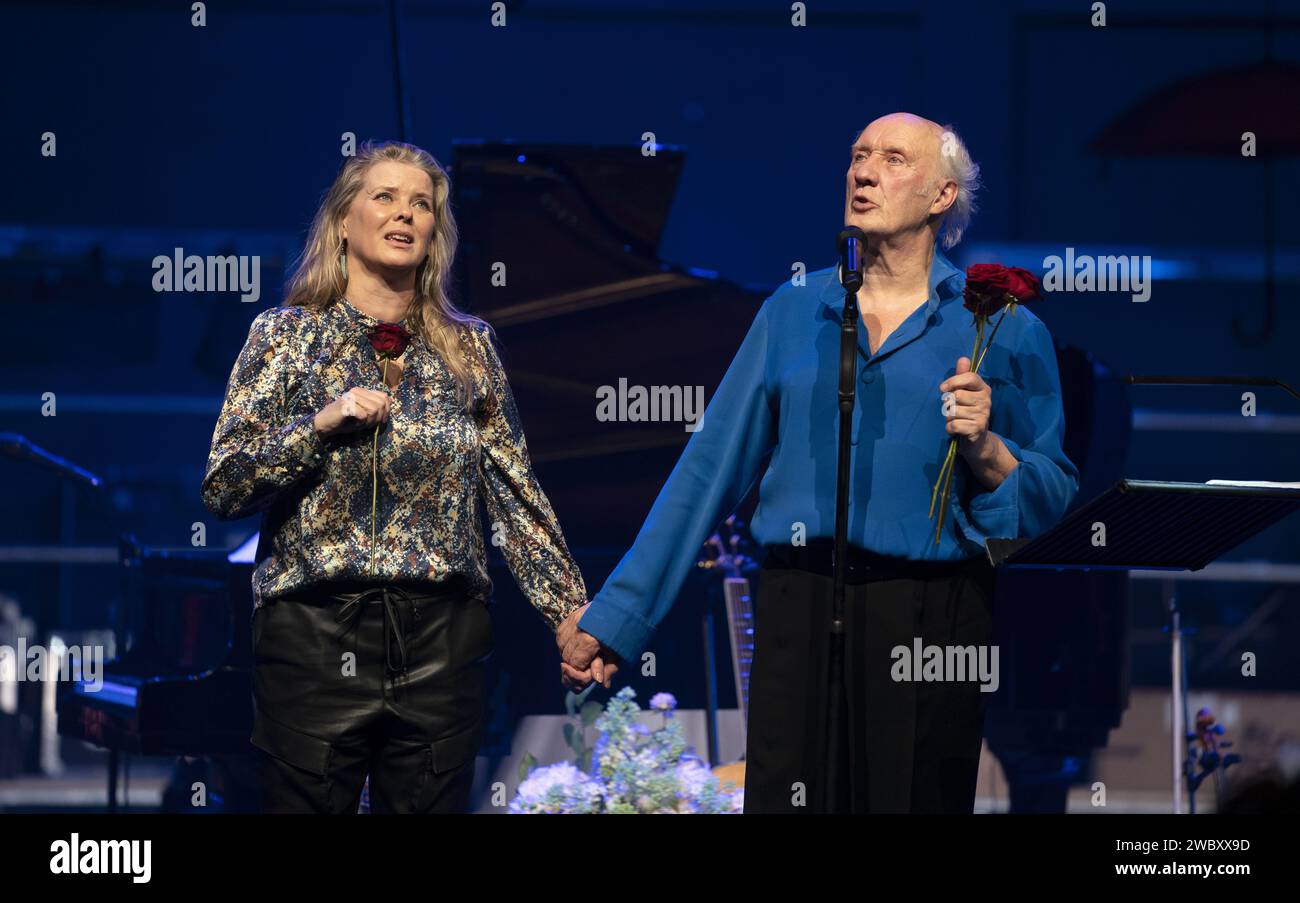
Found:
[510,688,743,814]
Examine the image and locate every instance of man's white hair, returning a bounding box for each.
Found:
[934,123,981,250]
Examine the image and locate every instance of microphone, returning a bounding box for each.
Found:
[837,227,866,293]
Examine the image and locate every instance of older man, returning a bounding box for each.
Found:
[558,113,1078,813]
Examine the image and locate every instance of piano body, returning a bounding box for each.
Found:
[56,533,257,809]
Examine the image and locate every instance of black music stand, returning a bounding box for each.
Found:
[985,479,1300,813]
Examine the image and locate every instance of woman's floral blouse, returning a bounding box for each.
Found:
[200,296,587,630]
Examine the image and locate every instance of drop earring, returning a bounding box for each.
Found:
[338,238,348,281]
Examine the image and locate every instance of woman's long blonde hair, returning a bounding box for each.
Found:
[284,141,488,411]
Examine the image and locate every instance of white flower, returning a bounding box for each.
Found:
[510,763,603,814]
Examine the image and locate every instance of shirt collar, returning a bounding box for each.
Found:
[337,295,415,332]
[817,243,964,316]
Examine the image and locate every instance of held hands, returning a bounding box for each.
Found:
[556,603,620,690]
[314,387,391,439]
[938,356,992,458]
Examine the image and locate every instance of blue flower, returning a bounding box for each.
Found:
[649,692,677,712]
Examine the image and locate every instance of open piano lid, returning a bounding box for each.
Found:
[451,141,688,316]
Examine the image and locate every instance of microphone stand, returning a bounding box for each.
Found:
[824,229,865,812]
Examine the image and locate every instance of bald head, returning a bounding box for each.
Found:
[869,112,946,153]
[845,112,979,250]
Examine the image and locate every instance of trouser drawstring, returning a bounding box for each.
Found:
[333,585,416,676]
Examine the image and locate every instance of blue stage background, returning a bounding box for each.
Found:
[0,0,1296,807]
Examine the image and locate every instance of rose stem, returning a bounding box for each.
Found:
[369,358,389,578]
[930,312,990,540]
[974,301,1013,373]
[930,315,986,519]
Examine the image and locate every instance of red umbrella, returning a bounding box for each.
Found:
[1090,61,1300,156]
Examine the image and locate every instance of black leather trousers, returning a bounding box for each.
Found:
[250,579,492,814]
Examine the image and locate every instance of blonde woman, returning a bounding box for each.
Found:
[201,142,589,813]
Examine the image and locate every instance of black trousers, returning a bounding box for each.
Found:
[744,546,996,814]
[251,579,491,814]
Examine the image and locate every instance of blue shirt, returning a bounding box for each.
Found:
[579,246,1079,662]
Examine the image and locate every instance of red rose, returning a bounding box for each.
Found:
[368,323,413,358]
[963,264,1041,316]
[1003,266,1041,302]
[962,285,1004,317]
